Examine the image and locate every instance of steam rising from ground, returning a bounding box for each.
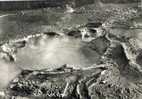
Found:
[15,35,100,70]
[0,60,21,89]
[0,33,101,90]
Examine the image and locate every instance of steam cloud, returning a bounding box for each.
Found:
[0,60,21,90]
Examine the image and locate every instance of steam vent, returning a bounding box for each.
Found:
[0,0,142,99]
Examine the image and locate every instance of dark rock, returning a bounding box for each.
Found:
[67,30,81,38]
[87,36,110,55]
[44,32,60,37]
[7,66,107,99]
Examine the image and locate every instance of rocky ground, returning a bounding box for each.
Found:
[0,0,142,99]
